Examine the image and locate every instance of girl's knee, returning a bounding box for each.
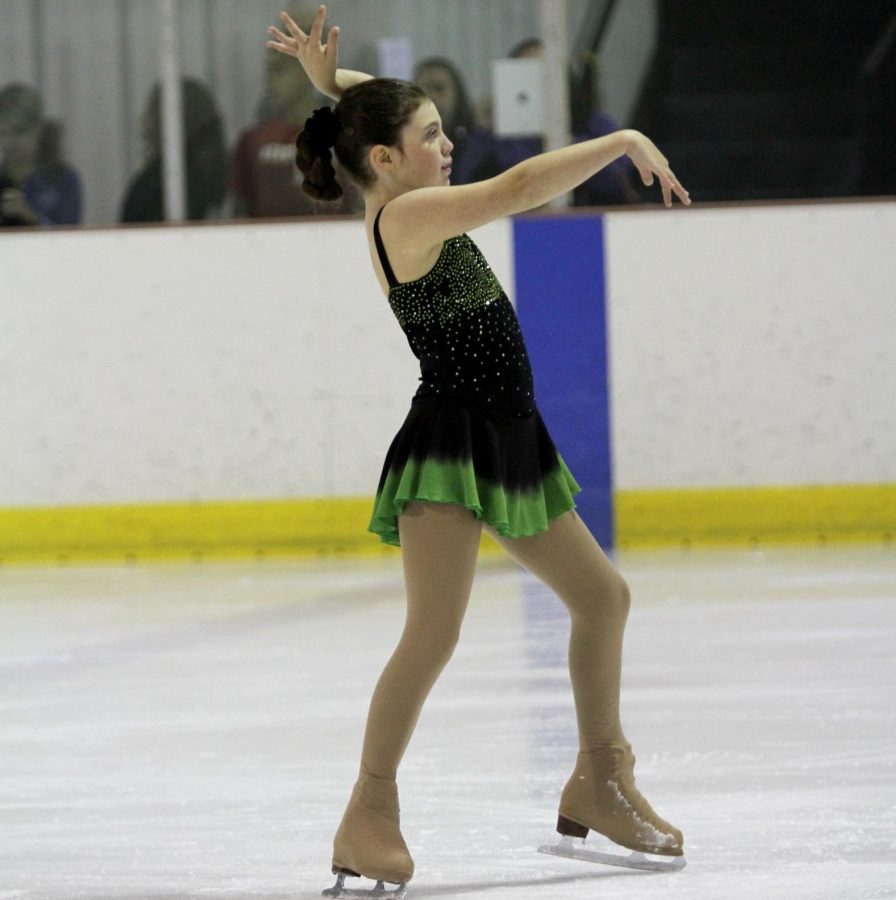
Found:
[569,572,630,623]
[599,572,630,617]
[403,620,462,669]
[418,633,460,673]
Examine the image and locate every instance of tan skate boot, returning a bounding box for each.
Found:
[330,767,414,886]
[557,741,684,856]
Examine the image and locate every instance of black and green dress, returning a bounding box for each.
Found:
[368,205,581,547]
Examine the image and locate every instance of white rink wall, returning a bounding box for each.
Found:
[0,200,893,509]
[0,218,512,506]
[605,201,896,489]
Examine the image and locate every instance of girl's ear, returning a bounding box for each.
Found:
[369,144,395,177]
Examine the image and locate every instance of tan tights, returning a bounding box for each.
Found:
[359,502,630,780]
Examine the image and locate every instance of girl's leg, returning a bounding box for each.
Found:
[332,501,483,885]
[360,500,483,778]
[484,508,629,750]
[483,508,683,855]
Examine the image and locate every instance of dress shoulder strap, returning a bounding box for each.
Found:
[373,206,398,289]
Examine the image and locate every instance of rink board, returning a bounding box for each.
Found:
[0,202,893,561]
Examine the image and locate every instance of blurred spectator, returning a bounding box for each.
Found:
[488,39,640,207]
[0,82,82,226]
[121,77,228,223]
[232,4,359,218]
[413,57,500,185]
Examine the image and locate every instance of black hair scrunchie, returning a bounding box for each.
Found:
[304,105,342,152]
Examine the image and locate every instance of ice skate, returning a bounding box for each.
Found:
[322,873,407,899]
[538,741,686,873]
[322,768,413,899]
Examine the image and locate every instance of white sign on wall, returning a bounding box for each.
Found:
[491,58,544,137]
[377,37,414,81]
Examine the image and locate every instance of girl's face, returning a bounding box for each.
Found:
[393,100,454,190]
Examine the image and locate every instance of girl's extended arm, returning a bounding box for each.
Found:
[267,5,371,101]
[385,129,690,253]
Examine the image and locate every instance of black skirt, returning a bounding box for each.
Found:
[369,396,581,546]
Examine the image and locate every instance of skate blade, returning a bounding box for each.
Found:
[538,834,686,873]
[322,872,408,899]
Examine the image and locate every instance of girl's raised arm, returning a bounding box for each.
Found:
[384,130,690,254]
[266,5,371,101]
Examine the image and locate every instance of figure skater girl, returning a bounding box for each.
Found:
[267,6,690,896]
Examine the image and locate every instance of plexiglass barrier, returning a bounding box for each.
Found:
[1,0,892,228]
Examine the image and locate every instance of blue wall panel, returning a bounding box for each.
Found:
[513,215,614,547]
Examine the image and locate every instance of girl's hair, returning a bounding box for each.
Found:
[295,77,428,201]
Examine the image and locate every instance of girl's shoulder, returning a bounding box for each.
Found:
[379,173,521,259]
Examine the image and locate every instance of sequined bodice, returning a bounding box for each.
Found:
[385,234,535,416]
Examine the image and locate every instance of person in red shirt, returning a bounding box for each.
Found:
[232,6,360,218]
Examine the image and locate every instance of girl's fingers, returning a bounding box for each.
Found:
[309,4,326,44]
[662,179,672,207]
[280,11,306,42]
[671,178,690,204]
[280,12,308,46]
[266,27,296,55]
[268,41,297,56]
[664,167,691,205]
[267,26,293,47]
[326,24,339,56]
[633,138,691,205]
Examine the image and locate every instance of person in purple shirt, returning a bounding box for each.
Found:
[490,39,640,207]
[0,83,82,227]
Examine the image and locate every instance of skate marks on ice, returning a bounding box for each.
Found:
[318,834,688,900]
[319,868,636,900]
[357,867,659,900]
[537,833,686,873]
[318,835,687,900]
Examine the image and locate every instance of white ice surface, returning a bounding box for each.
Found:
[1,546,895,899]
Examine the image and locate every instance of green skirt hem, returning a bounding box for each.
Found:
[368,454,582,548]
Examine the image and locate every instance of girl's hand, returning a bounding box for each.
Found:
[623,130,690,207]
[266,5,339,98]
